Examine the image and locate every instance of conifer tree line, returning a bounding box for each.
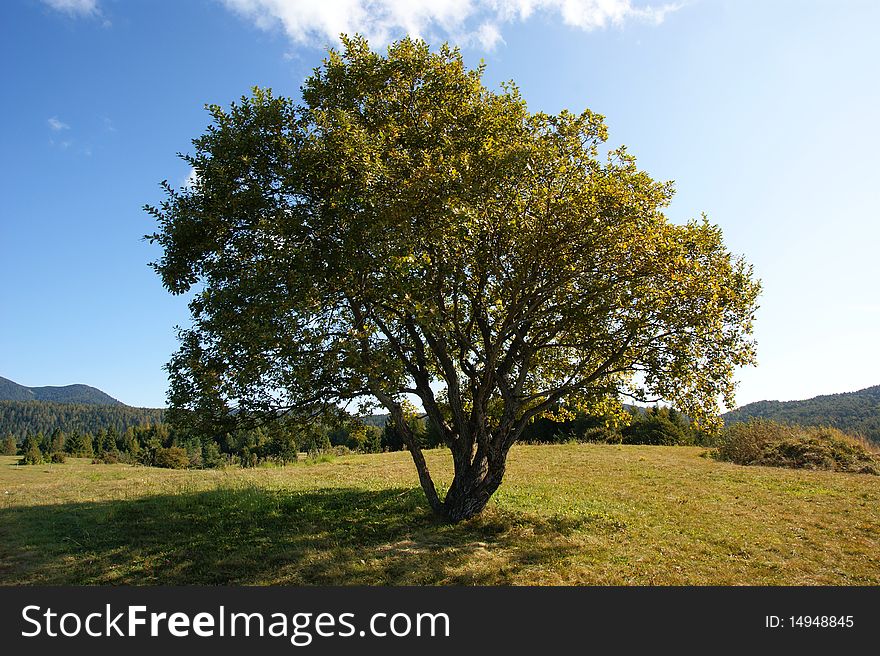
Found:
[0,400,165,440]
[3,418,430,468]
[2,403,705,469]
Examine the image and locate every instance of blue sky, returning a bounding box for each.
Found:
[1,0,878,408]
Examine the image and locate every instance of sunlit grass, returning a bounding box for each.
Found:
[1,444,877,585]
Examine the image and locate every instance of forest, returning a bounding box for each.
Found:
[3,403,706,468]
[0,400,164,440]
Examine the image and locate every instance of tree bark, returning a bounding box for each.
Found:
[441,452,507,522]
[386,391,510,522]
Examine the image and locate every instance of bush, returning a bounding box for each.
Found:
[714,420,775,464]
[49,452,66,464]
[760,430,879,474]
[622,416,689,445]
[154,446,190,469]
[19,444,43,465]
[580,424,623,444]
[621,407,694,445]
[714,420,878,474]
[237,448,259,468]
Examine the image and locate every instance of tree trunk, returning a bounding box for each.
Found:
[384,408,445,516]
[391,405,509,522]
[441,455,507,522]
[408,439,444,515]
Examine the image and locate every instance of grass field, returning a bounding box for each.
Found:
[1,444,878,585]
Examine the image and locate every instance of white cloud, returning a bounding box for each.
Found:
[41,0,98,16]
[218,0,680,50]
[48,117,70,131]
[475,21,503,49]
[494,0,680,29]
[42,0,110,26]
[183,167,200,189]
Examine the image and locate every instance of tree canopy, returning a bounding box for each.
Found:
[147,35,760,521]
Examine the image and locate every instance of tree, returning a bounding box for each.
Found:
[49,427,65,454]
[19,434,43,465]
[94,428,107,456]
[265,423,299,463]
[147,36,760,521]
[154,446,190,469]
[2,434,17,456]
[36,431,49,455]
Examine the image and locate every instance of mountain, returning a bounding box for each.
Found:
[0,400,165,440]
[0,376,161,439]
[359,414,390,428]
[723,384,880,445]
[0,375,122,406]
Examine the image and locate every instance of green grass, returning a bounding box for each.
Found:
[1,444,878,585]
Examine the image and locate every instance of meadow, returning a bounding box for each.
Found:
[1,444,877,585]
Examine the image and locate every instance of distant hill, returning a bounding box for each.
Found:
[0,401,165,441]
[0,375,163,440]
[359,414,390,428]
[723,385,880,445]
[0,375,122,405]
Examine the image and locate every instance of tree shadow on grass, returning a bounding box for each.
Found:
[0,486,598,585]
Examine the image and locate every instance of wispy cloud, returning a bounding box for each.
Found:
[41,0,111,26]
[471,21,503,50]
[48,116,70,131]
[494,0,679,30]
[219,0,681,50]
[41,0,99,17]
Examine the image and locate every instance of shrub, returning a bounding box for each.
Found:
[305,452,335,465]
[714,420,878,474]
[19,443,43,465]
[622,416,689,445]
[520,412,624,444]
[713,419,780,464]
[49,452,66,464]
[136,447,158,467]
[621,407,695,445]
[154,446,190,469]
[580,424,623,444]
[237,448,259,468]
[760,429,878,474]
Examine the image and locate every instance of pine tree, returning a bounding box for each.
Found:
[36,431,49,455]
[81,432,95,458]
[94,428,107,456]
[64,430,81,455]
[2,434,17,455]
[19,433,43,465]
[50,427,65,454]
